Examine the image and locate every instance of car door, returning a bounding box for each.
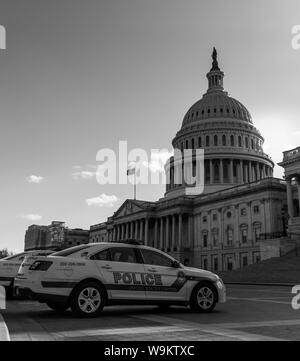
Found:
[92,246,146,301]
[140,249,187,301]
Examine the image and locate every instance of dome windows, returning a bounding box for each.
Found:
[198,136,202,147]
[206,136,210,147]
[245,137,249,148]
[222,135,226,146]
[230,135,235,147]
[214,135,218,146]
[238,136,242,147]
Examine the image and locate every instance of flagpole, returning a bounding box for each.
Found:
[134,171,136,200]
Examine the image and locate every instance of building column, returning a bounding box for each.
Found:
[220,159,224,183]
[172,214,176,251]
[135,220,138,239]
[229,159,234,183]
[160,217,164,249]
[239,160,244,183]
[296,178,300,215]
[248,161,252,182]
[286,177,294,219]
[145,218,149,246]
[166,216,170,251]
[154,219,158,248]
[256,162,260,181]
[210,160,213,184]
[245,162,249,183]
[139,219,143,242]
[178,214,182,251]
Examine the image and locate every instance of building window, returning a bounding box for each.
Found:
[227,211,232,219]
[251,139,254,149]
[206,136,210,147]
[214,135,218,146]
[191,138,195,149]
[253,223,261,242]
[203,258,208,270]
[241,226,248,243]
[227,227,234,246]
[222,134,226,146]
[253,205,260,214]
[198,136,202,147]
[213,257,218,271]
[242,255,248,267]
[185,140,189,149]
[212,230,218,247]
[212,213,217,221]
[202,233,208,248]
[230,135,235,146]
[202,216,207,223]
[245,137,249,148]
[227,259,233,271]
[240,208,247,216]
[238,136,242,147]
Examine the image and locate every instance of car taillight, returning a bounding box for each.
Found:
[29,261,53,271]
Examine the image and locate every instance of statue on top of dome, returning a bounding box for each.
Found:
[211,47,220,71]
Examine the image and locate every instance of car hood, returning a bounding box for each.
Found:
[182,266,219,281]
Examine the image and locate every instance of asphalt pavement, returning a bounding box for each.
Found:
[1,285,299,341]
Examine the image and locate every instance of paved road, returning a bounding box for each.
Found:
[1,285,299,341]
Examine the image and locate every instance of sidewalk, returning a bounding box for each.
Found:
[0,312,10,341]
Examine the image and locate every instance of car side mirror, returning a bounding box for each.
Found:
[171,260,181,268]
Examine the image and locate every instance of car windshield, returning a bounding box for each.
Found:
[2,252,25,261]
[52,245,93,257]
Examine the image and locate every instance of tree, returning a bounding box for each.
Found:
[0,248,13,259]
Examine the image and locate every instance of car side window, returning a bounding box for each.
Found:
[141,249,173,267]
[90,249,111,261]
[110,247,137,263]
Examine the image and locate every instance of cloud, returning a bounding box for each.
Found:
[72,165,97,180]
[27,175,44,184]
[86,194,119,207]
[21,214,42,221]
[142,149,173,173]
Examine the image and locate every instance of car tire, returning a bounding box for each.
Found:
[46,302,69,313]
[190,282,217,313]
[70,281,105,318]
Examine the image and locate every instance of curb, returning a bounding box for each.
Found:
[225,282,295,287]
[0,312,10,341]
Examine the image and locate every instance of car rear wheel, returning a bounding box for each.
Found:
[190,282,217,313]
[70,281,105,318]
[46,301,69,313]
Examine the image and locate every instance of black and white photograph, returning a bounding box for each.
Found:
[0,0,300,349]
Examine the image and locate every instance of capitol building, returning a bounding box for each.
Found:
[89,49,300,272]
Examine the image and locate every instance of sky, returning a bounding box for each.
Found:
[0,0,300,252]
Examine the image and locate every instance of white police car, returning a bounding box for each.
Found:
[0,250,54,297]
[14,241,226,317]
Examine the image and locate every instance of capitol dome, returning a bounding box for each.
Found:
[165,48,274,197]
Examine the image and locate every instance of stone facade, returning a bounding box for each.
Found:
[24,221,89,251]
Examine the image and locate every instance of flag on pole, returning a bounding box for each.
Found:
[127,167,136,176]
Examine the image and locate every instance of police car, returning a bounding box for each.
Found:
[0,250,54,297]
[14,241,226,317]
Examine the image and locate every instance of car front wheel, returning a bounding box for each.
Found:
[190,282,217,313]
[70,281,105,318]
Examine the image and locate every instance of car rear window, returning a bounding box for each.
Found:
[52,245,93,257]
